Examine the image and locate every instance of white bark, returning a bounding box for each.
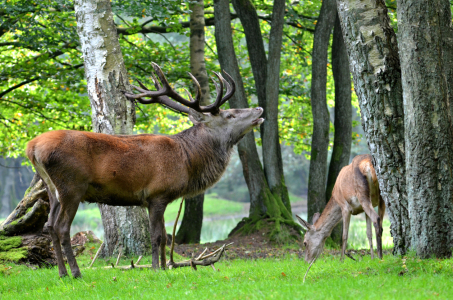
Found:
[74,0,151,257]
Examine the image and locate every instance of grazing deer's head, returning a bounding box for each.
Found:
[296,213,324,263]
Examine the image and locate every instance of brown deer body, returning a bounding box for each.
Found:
[27,64,264,278]
[297,154,385,264]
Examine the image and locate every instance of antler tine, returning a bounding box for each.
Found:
[136,78,150,91]
[187,72,202,106]
[220,71,236,105]
[199,71,224,114]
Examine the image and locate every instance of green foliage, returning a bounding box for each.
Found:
[2,254,453,299]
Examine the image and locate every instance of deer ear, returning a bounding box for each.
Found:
[296,215,313,231]
[312,212,321,225]
[188,108,208,124]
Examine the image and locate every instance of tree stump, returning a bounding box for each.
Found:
[0,175,55,266]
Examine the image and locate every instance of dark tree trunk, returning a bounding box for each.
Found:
[337,0,409,254]
[74,0,151,257]
[175,194,204,244]
[398,0,453,258]
[326,13,352,244]
[307,0,336,221]
[216,0,299,242]
[262,0,291,210]
[175,0,210,244]
[232,0,291,210]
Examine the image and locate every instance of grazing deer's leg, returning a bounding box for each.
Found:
[378,195,385,235]
[148,202,166,270]
[46,189,68,278]
[365,214,374,259]
[54,193,82,278]
[341,209,352,261]
[359,196,382,259]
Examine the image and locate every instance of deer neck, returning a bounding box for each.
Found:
[174,124,233,196]
[314,199,343,238]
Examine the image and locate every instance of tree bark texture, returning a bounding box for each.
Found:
[74,0,151,257]
[232,0,291,212]
[215,0,298,241]
[262,0,291,211]
[307,0,336,221]
[326,13,352,244]
[398,0,453,258]
[175,0,210,244]
[336,0,409,254]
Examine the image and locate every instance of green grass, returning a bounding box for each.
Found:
[1,251,452,299]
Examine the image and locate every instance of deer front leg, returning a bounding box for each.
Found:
[160,216,167,270]
[341,210,352,261]
[148,203,165,270]
[365,214,374,259]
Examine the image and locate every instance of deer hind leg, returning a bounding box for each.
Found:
[341,208,352,261]
[366,214,374,259]
[54,190,83,278]
[359,196,382,260]
[148,203,166,270]
[46,188,68,278]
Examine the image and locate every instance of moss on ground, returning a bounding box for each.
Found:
[0,235,27,262]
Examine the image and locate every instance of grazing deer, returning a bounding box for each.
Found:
[26,63,264,278]
[297,154,385,265]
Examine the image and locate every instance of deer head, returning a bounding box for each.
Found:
[296,213,325,263]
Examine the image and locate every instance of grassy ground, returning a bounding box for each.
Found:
[1,250,452,300]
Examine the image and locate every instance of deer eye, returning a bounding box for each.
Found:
[226,114,235,119]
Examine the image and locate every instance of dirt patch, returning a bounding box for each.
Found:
[172,231,392,261]
[173,231,305,260]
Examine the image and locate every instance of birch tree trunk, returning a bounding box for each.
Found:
[74,0,151,257]
[176,0,209,244]
[336,0,409,254]
[216,0,299,241]
[398,0,453,258]
[307,0,336,222]
[326,13,352,244]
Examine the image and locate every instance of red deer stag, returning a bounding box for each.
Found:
[26,63,264,278]
[296,154,385,266]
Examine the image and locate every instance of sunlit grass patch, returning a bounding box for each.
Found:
[1,252,452,299]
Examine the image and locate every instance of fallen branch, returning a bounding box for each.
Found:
[166,197,232,269]
[88,242,104,268]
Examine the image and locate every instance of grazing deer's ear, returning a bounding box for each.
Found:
[312,212,321,225]
[296,214,313,231]
[188,108,208,124]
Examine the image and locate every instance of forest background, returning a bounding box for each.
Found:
[0,0,385,242]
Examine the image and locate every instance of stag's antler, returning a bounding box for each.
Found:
[124,63,235,115]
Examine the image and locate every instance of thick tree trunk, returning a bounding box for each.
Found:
[175,0,210,244]
[337,0,409,254]
[215,0,299,242]
[398,0,453,258]
[326,13,352,244]
[262,0,291,211]
[74,0,151,257]
[232,0,291,211]
[307,0,336,221]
